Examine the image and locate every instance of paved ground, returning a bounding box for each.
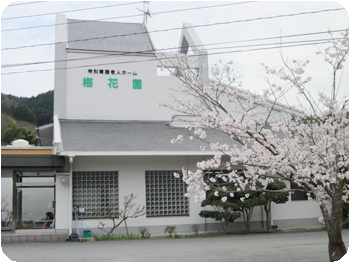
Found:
[1,230,349,262]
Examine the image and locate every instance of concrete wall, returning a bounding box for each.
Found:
[54,48,187,121]
[54,14,67,119]
[55,155,323,236]
[55,173,71,233]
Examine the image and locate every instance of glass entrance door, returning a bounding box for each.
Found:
[15,174,55,230]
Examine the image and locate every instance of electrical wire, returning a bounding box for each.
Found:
[1,38,339,75]
[2,30,344,69]
[7,1,46,7]
[2,1,257,32]
[2,1,143,20]
[1,7,345,51]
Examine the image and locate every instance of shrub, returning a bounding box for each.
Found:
[191,224,200,236]
[138,226,151,239]
[93,233,141,241]
[164,226,176,237]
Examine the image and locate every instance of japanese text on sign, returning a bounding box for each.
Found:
[87,69,137,76]
[82,78,141,90]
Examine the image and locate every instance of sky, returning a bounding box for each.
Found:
[1,0,349,106]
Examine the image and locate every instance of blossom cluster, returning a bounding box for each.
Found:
[159,31,349,221]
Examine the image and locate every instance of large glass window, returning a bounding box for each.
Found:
[72,171,119,219]
[16,187,55,229]
[15,175,55,230]
[145,171,189,217]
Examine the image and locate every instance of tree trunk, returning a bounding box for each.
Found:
[242,208,251,233]
[221,218,228,234]
[105,218,124,238]
[320,187,347,262]
[124,218,129,236]
[327,227,347,262]
[264,203,271,233]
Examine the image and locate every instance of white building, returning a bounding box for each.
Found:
[1,15,322,240]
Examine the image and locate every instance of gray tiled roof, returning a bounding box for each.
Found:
[67,19,154,53]
[60,120,235,152]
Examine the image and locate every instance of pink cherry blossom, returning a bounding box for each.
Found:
[159,30,349,261]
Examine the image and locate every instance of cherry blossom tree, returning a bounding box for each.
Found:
[160,29,348,261]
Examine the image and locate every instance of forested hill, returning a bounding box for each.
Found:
[1,90,54,127]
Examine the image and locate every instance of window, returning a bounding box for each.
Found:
[15,175,55,230]
[290,182,308,201]
[145,171,189,217]
[72,171,118,218]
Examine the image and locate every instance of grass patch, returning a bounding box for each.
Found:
[93,233,141,241]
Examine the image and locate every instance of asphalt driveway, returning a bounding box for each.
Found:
[2,230,349,262]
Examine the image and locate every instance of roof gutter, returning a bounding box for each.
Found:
[59,151,220,157]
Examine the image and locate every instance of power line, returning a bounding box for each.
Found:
[2,1,143,20]
[2,29,344,69]
[2,1,257,32]
[1,7,345,51]
[1,14,143,33]
[1,37,339,75]
[7,1,46,7]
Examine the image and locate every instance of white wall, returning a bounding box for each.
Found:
[55,155,323,235]
[54,14,67,119]
[271,192,322,221]
[55,173,70,232]
[72,156,206,229]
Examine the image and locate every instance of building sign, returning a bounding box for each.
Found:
[87,69,137,76]
[83,68,141,89]
[108,78,119,89]
[83,77,93,88]
[82,77,141,89]
[133,79,142,89]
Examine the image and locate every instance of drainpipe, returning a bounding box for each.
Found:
[68,156,74,235]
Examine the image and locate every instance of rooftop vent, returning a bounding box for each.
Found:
[11,139,30,147]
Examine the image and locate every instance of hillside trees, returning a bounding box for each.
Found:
[1,91,53,126]
[14,104,37,124]
[1,91,53,143]
[35,108,52,126]
[2,119,37,145]
[165,29,349,261]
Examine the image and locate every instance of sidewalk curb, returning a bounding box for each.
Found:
[148,225,326,239]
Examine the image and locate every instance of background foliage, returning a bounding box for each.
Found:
[1,91,53,145]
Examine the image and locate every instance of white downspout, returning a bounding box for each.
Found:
[69,156,74,235]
